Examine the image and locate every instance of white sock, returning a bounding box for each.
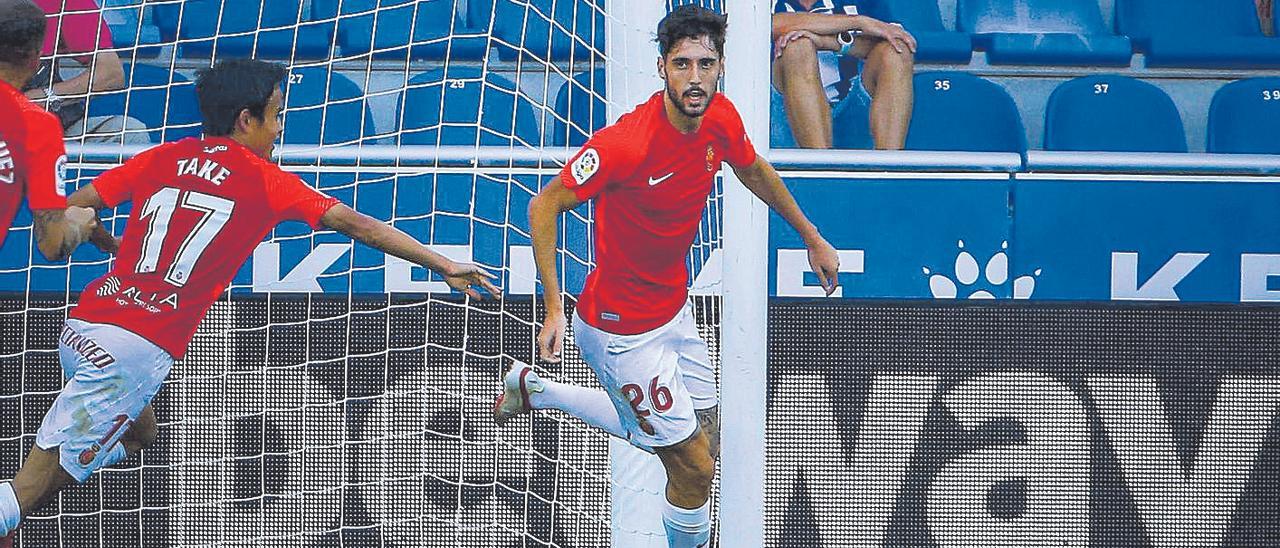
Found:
[530,380,627,439]
[0,481,21,536]
[662,497,710,548]
[99,444,129,469]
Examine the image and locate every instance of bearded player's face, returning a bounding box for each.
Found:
[659,36,722,119]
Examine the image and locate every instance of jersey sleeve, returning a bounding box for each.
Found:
[92,144,163,207]
[558,127,626,201]
[717,97,759,169]
[23,112,68,211]
[264,168,340,229]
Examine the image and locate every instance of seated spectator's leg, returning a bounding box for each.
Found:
[855,37,914,150]
[772,37,832,149]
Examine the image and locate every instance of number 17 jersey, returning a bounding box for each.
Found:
[71,138,339,359]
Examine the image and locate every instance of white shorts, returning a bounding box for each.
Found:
[572,302,717,449]
[36,319,173,482]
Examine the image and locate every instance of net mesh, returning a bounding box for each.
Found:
[2,0,728,546]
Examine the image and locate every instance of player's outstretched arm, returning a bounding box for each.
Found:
[30,206,100,262]
[528,176,583,363]
[732,155,841,295]
[66,184,122,255]
[319,203,499,299]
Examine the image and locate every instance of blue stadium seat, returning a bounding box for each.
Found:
[159,0,334,59]
[905,72,1026,152]
[321,0,486,60]
[397,66,540,146]
[1044,75,1186,152]
[552,68,605,147]
[84,63,201,143]
[863,0,972,63]
[1117,0,1280,68]
[469,0,605,62]
[1207,77,1280,154]
[770,88,872,149]
[101,0,163,57]
[283,67,376,146]
[957,0,1131,65]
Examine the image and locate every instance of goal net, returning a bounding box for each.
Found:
[0,0,738,546]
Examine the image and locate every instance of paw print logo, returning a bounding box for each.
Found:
[923,240,1041,299]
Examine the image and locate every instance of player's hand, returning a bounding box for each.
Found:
[444,262,501,299]
[92,232,121,255]
[807,237,841,296]
[538,312,567,363]
[774,29,822,58]
[858,17,917,55]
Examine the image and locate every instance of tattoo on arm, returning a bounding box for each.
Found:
[32,210,75,261]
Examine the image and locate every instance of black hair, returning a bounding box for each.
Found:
[0,0,47,67]
[194,58,286,137]
[656,4,728,58]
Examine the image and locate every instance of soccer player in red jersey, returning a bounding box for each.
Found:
[0,58,499,543]
[494,6,840,546]
[0,0,109,265]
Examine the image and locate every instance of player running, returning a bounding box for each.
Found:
[494,5,840,547]
[0,0,111,262]
[0,57,499,544]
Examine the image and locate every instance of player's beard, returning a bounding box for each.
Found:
[667,84,710,119]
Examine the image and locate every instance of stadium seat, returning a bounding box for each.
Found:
[863,0,972,63]
[397,66,541,146]
[323,0,487,60]
[162,0,335,59]
[904,71,1026,153]
[469,0,605,62]
[957,0,1131,65]
[552,68,605,147]
[101,0,163,57]
[1043,75,1186,152]
[84,63,201,143]
[283,66,376,146]
[1117,0,1280,68]
[1207,77,1280,154]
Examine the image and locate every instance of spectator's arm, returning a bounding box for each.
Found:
[772,12,863,39]
[34,50,125,99]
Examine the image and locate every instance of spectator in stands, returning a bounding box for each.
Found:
[1259,0,1274,36]
[772,0,916,150]
[25,0,147,143]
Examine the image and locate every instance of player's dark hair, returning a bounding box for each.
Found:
[0,0,47,67]
[195,58,286,137]
[656,5,728,58]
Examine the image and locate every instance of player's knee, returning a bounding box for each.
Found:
[669,452,715,496]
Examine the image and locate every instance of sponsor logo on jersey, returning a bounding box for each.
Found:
[55,155,68,197]
[705,145,715,172]
[97,276,121,297]
[111,285,180,314]
[571,148,600,186]
[0,140,13,185]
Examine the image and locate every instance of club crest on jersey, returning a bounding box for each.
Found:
[705,145,715,172]
[571,148,600,186]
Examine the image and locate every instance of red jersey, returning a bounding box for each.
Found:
[0,79,68,249]
[71,137,339,359]
[560,92,756,334]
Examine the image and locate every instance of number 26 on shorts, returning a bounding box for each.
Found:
[621,376,673,418]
